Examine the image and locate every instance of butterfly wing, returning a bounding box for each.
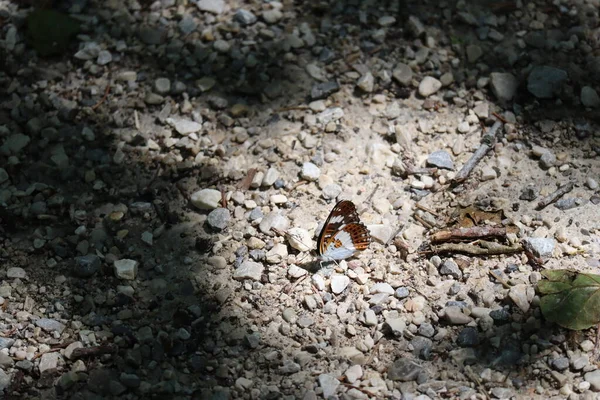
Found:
[317,200,371,261]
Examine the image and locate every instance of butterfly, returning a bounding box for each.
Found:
[316,200,371,262]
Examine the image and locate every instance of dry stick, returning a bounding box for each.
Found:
[91,79,111,110]
[365,184,380,204]
[431,241,522,255]
[536,182,574,210]
[430,226,507,243]
[415,203,442,218]
[238,168,257,190]
[414,214,434,229]
[452,120,503,186]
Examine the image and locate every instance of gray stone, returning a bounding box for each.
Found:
[74,255,100,278]
[114,259,138,280]
[301,162,320,181]
[509,284,534,313]
[35,318,65,334]
[154,78,171,95]
[490,72,518,102]
[581,86,600,108]
[439,259,462,279]
[0,338,15,349]
[395,287,410,298]
[585,370,600,391]
[0,168,8,184]
[426,150,454,170]
[258,211,289,234]
[207,208,230,230]
[527,66,568,99]
[357,72,375,92]
[279,359,301,374]
[0,133,31,155]
[522,237,555,258]
[196,0,225,14]
[120,372,141,388]
[136,326,154,343]
[262,9,283,24]
[179,15,197,34]
[191,189,221,210]
[466,45,483,63]
[318,374,339,398]
[322,184,342,200]
[6,267,26,279]
[490,387,513,399]
[311,81,340,100]
[418,323,435,338]
[383,318,406,337]
[166,117,202,135]
[456,326,479,347]
[392,62,412,85]
[96,50,112,65]
[233,261,263,281]
[331,275,350,294]
[0,369,10,391]
[551,357,570,371]
[39,352,59,375]
[0,352,13,367]
[388,359,423,381]
[262,168,280,187]
[138,26,165,45]
[234,9,257,25]
[418,76,442,97]
[443,306,473,324]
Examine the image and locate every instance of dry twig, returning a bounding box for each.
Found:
[536,182,574,210]
[431,240,522,255]
[452,120,503,186]
[430,226,507,243]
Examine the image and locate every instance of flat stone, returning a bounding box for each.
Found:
[74,255,100,278]
[233,261,264,281]
[207,208,230,231]
[234,9,257,25]
[35,318,65,334]
[427,150,454,170]
[191,188,221,210]
[509,284,534,313]
[318,374,339,398]
[388,359,423,381]
[258,211,289,234]
[585,370,600,391]
[522,237,555,258]
[366,224,393,244]
[331,275,350,294]
[581,86,600,108]
[527,66,568,99]
[311,81,340,100]
[392,62,413,85]
[262,9,283,24]
[0,369,10,391]
[301,162,321,181]
[114,259,138,280]
[443,306,473,324]
[39,352,59,375]
[6,267,26,279]
[166,117,202,135]
[196,0,225,14]
[0,133,31,155]
[418,76,442,97]
[490,72,518,102]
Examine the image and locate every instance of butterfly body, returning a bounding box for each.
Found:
[316,200,371,262]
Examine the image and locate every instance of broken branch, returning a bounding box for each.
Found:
[430,226,507,243]
[537,182,574,210]
[452,121,503,186]
[431,240,522,255]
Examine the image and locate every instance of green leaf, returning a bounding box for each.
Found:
[538,269,600,330]
[26,9,80,57]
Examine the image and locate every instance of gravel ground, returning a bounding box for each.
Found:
[1,0,600,399]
